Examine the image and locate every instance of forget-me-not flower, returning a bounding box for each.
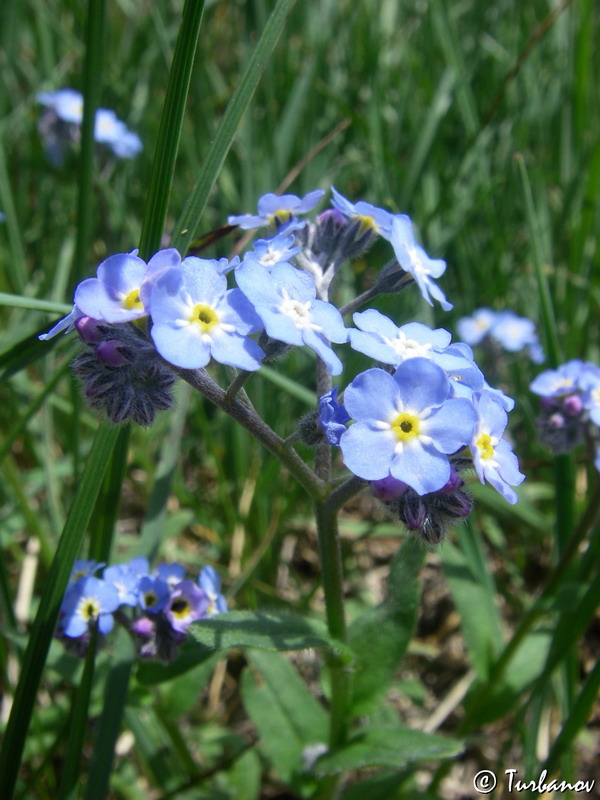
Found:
[242,231,301,270]
[60,576,120,638]
[340,359,477,494]
[318,386,351,445]
[389,215,452,310]
[235,261,349,375]
[165,580,209,633]
[469,391,525,504]
[228,190,324,230]
[149,259,265,371]
[330,186,393,237]
[199,566,228,616]
[74,250,148,323]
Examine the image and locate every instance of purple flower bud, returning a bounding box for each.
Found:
[75,316,104,344]
[317,208,346,231]
[438,467,464,494]
[402,495,428,530]
[132,616,155,637]
[96,339,127,367]
[370,475,410,501]
[549,412,566,429]
[563,394,583,416]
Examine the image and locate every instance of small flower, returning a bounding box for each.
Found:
[457,308,497,345]
[70,559,104,583]
[149,259,265,371]
[318,386,351,445]
[530,360,587,398]
[228,190,324,230]
[199,566,228,616]
[74,250,148,323]
[389,215,452,310]
[166,580,209,633]
[235,261,348,375]
[340,359,477,494]
[138,575,171,614]
[156,562,186,589]
[469,392,525,504]
[330,186,393,237]
[38,88,84,124]
[103,563,140,606]
[60,576,120,638]
[242,231,301,269]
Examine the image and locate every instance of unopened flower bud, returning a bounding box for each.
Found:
[563,394,583,416]
[75,316,104,344]
[370,475,409,501]
[96,339,127,367]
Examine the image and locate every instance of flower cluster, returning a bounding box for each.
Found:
[40,187,526,541]
[530,359,600,470]
[59,558,227,661]
[37,88,142,165]
[457,307,544,363]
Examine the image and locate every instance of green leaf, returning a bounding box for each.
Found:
[314,726,463,776]
[188,610,352,660]
[440,539,503,679]
[463,628,552,727]
[135,642,218,686]
[241,649,328,787]
[347,536,425,716]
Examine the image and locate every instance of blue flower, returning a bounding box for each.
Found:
[156,562,186,589]
[580,368,600,426]
[70,559,104,583]
[60,576,120,637]
[340,359,477,494]
[74,250,148,323]
[530,360,588,397]
[228,190,324,230]
[457,308,497,345]
[469,391,525,504]
[165,580,209,633]
[149,259,265,370]
[242,231,301,270]
[349,311,483,396]
[318,386,351,445]
[235,261,349,375]
[389,215,452,310]
[330,186,393,237]
[38,88,84,124]
[103,563,140,607]
[198,566,228,616]
[138,575,171,614]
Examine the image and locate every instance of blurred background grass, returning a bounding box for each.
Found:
[1,0,599,797]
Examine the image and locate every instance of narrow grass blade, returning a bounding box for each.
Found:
[0,423,120,799]
[0,293,72,314]
[71,0,107,286]
[172,0,298,255]
[138,0,205,259]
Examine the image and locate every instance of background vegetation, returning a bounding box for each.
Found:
[0,0,598,797]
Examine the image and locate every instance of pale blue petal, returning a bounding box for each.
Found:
[340,423,396,479]
[344,368,400,422]
[390,443,451,495]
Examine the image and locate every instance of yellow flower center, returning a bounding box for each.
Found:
[189,303,219,333]
[170,598,190,619]
[477,432,495,459]
[144,591,158,608]
[79,597,100,622]
[268,209,293,227]
[123,288,143,310]
[391,412,420,442]
[355,214,378,234]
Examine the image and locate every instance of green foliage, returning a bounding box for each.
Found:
[1,0,599,797]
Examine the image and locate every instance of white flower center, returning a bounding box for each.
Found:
[278,289,321,331]
[383,332,432,361]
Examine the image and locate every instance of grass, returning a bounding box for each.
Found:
[0,0,599,797]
